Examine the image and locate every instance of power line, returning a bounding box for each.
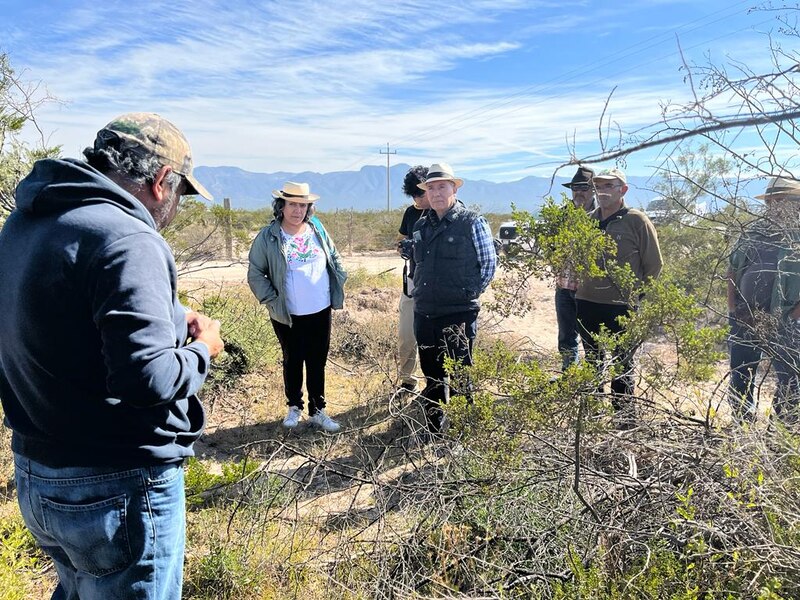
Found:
[337,1,758,172]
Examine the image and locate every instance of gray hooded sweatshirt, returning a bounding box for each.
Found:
[0,158,209,467]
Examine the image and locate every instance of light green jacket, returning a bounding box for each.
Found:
[729,220,800,321]
[247,216,347,326]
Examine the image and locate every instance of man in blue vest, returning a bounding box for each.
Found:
[411,162,497,435]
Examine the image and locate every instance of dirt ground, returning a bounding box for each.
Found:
[179,250,560,353]
[174,249,742,557]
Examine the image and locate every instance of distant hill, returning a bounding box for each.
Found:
[194,164,664,213]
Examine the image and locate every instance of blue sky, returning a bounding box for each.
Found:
[0,0,789,182]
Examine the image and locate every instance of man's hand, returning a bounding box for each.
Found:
[186,311,224,358]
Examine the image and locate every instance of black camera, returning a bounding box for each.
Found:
[398,238,415,260]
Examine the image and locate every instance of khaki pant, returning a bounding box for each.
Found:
[398,288,418,386]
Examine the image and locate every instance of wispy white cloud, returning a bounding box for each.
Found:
[4,0,788,183]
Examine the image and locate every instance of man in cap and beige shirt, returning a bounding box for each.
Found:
[575,167,662,426]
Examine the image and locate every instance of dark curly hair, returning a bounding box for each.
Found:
[402,165,429,199]
[272,196,315,222]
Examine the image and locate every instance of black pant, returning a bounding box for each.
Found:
[575,299,634,410]
[271,307,331,416]
[414,310,478,432]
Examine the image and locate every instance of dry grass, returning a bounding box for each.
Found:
[3,255,800,598]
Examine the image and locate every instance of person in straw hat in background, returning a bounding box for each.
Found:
[409,162,496,438]
[248,182,347,433]
[727,176,800,424]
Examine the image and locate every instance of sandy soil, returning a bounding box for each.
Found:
[177,250,736,527]
[179,250,560,353]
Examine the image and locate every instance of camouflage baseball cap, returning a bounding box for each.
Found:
[95,112,213,200]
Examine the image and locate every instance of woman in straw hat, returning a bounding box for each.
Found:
[248,182,347,432]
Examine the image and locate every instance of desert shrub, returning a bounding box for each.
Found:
[184,541,268,600]
[184,507,326,600]
[194,288,280,395]
[317,209,402,253]
[0,509,46,600]
[345,266,400,291]
[164,198,253,265]
[185,457,265,508]
[330,310,398,380]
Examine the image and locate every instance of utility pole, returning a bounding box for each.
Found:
[379,143,397,211]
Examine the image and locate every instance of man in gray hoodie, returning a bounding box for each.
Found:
[0,113,223,600]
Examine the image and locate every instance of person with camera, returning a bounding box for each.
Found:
[395,166,430,396]
[410,162,496,436]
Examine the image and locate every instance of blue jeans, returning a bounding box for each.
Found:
[729,316,800,422]
[555,287,580,370]
[14,455,186,600]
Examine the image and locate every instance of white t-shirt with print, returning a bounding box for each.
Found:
[281,226,331,316]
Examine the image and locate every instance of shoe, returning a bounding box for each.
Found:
[309,409,341,433]
[282,406,302,429]
[396,382,418,395]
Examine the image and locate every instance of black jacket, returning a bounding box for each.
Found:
[412,202,482,318]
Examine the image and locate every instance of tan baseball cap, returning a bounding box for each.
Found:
[95,112,213,200]
[593,167,627,186]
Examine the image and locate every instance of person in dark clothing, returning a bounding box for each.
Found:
[395,165,430,395]
[556,165,596,370]
[0,113,223,600]
[411,162,496,434]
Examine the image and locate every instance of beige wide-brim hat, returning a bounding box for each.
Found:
[417,162,464,191]
[754,176,800,200]
[272,181,320,202]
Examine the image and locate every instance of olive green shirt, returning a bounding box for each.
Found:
[576,204,663,306]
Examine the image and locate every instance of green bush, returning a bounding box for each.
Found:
[0,510,45,600]
[193,289,280,394]
[184,542,268,600]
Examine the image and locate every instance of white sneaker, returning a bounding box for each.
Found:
[308,409,341,433]
[282,406,302,428]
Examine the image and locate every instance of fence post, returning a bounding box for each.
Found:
[223,197,233,260]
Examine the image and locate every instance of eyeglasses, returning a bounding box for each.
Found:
[594,182,623,190]
[571,185,592,192]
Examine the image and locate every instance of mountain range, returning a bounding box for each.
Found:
[194,164,665,213]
